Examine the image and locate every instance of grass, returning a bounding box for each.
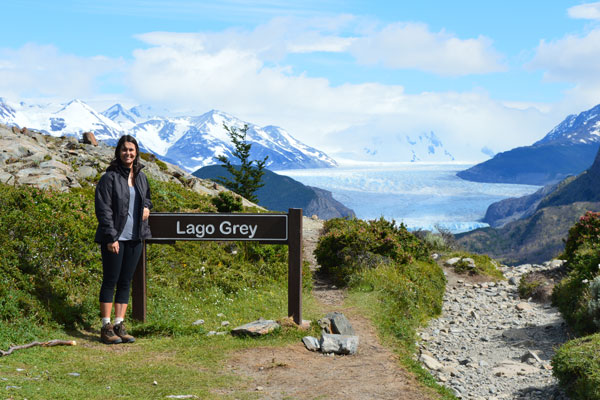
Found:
[0,282,321,399]
[443,251,504,280]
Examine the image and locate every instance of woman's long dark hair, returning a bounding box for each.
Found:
[110,135,142,174]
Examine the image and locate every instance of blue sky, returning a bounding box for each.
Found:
[2,1,600,161]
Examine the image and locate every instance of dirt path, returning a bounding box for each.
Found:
[228,217,438,400]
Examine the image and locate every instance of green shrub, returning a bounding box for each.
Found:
[552,212,600,335]
[553,333,600,400]
[518,272,545,298]
[211,191,243,213]
[314,217,431,286]
[563,211,600,263]
[0,180,305,348]
[149,178,216,212]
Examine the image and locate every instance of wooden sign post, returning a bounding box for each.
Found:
[132,209,303,324]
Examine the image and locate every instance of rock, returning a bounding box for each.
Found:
[192,319,204,325]
[76,165,97,180]
[320,333,359,355]
[11,126,19,134]
[302,336,321,351]
[221,321,230,327]
[318,317,332,333]
[420,354,443,371]
[325,312,355,336]
[231,319,280,336]
[492,360,539,377]
[520,350,542,364]
[516,302,533,311]
[445,257,462,266]
[82,131,98,146]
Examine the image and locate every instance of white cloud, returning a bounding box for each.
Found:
[128,32,549,162]
[348,22,506,76]
[568,2,600,20]
[528,29,600,83]
[527,28,600,112]
[0,43,124,99]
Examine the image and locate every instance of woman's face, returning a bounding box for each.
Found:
[120,141,137,168]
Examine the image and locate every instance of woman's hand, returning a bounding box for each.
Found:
[142,207,150,221]
[107,241,119,254]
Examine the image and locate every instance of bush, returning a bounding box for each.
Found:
[552,212,600,335]
[563,211,600,263]
[552,333,600,400]
[211,191,243,213]
[314,216,445,353]
[314,217,430,286]
[0,180,303,347]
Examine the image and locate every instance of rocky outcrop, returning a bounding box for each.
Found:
[0,124,256,208]
[304,186,355,220]
[482,182,558,228]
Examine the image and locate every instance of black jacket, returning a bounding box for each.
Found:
[94,163,153,244]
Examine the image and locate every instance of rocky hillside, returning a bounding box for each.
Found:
[457,104,600,185]
[457,146,600,264]
[193,165,355,220]
[0,124,257,208]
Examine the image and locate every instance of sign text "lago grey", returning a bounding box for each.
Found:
[177,220,258,238]
[148,213,288,242]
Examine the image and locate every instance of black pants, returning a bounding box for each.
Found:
[99,241,143,304]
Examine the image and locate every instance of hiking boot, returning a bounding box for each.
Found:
[101,323,123,345]
[113,322,135,343]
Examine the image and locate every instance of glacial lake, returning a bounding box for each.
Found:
[275,163,541,233]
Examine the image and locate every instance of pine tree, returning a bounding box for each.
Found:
[214,123,267,203]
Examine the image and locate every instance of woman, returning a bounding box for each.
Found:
[95,135,152,344]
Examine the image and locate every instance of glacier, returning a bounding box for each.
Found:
[277,163,541,233]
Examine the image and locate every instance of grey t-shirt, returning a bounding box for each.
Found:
[118,186,141,241]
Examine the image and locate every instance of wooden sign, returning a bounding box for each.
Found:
[132,209,303,324]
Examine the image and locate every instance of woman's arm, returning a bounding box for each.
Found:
[95,173,118,243]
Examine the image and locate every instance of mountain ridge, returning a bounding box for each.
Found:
[458,145,600,264]
[0,98,337,173]
[457,103,600,185]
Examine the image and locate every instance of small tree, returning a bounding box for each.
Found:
[214,123,267,203]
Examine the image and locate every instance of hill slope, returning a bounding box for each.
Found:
[457,104,600,185]
[458,146,600,264]
[193,165,355,220]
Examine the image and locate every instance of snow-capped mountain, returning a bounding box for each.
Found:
[361,130,454,162]
[0,98,123,141]
[458,103,600,185]
[0,98,337,172]
[535,103,600,145]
